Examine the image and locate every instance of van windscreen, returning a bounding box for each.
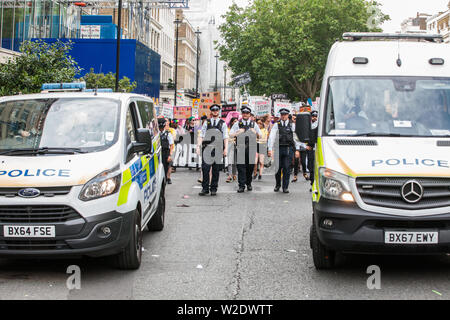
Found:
[0,98,120,154]
[324,77,450,137]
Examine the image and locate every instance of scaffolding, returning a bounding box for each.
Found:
[0,1,189,9]
[0,0,189,51]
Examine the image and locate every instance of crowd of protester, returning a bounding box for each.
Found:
[156,104,317,192]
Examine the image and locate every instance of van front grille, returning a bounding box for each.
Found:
[0,240,69,251]
[356,177,450,210]
[0,187,71,198]
[0,206,82,223]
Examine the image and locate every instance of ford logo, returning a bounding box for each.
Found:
[18,188,41,198]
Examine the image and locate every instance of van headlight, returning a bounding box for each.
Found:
[79,168,121,201]
[319,168,354,202]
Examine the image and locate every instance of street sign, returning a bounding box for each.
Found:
[232,72,252,87]
[81,25,101,39]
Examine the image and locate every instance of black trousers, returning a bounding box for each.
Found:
[237,148,253,188]
[293,154,300,176]
[162,150,170,179]
[300,150,307,174]
[275,146,294,190]
[307,149,315,185]
[201,149,222,192]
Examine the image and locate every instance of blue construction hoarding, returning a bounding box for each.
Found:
[37,38,161,99]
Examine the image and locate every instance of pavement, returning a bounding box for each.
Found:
[0,168,449,300]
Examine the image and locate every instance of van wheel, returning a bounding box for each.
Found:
[114,209,142,270]
[147,191,165,231]
[310,224,336,270]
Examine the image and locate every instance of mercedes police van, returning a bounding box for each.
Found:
[296,33,450,269]
[0,83,166,270]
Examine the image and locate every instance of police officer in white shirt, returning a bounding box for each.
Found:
[197,104,229,196]
[230,106,262,193]
[268,108,301,193]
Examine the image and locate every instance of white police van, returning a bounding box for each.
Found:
[0,83,166,269]
[296,33,450,269]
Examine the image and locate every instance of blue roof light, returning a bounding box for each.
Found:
[41,82,86,91]
[84,88,114,93]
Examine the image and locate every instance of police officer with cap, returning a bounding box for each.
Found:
[196,104,229,196]
[158,118,175,183]
[268,107,300,193]
[230,105,262,193]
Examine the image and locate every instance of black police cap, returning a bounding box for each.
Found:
[241,106,251,113]
[210,104,221,111]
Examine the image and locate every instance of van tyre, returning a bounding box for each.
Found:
[114,209,142,270]
[310,224,336,270]
[148,190,165,231]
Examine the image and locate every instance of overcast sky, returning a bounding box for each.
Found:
[209,0,449,32]
[377,0,449,32]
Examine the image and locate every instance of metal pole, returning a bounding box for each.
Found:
[22,0,26,42]
[174,19,180,106]
[115,0,123,92]
[214,54,219,92]
[12,0,16,50]
[223,66,226,103]
[0,0,4,48]
[49,0,53,39]
[57,0,61,38]
[195,27,201,98]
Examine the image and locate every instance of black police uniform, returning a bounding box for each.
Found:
[160,130,171,179]
[201,118,225,194]
[307,122,318,187]
[236,119,257,191]
[276,120,295,191]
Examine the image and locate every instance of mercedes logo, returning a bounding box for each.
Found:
[401,180,424,204]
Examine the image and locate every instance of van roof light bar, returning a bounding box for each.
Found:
[342,33,444,43]
[41,82,86,92]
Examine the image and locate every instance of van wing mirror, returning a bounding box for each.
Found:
[129,129,153,158]
[295,112,312,143]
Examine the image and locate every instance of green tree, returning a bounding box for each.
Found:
[81,68,137,93]
[0,40,81,96]
[217,0,389,100]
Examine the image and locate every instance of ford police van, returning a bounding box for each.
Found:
[0,83,166,270]
[296,33,450,269]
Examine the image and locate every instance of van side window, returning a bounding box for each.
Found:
[126,103,138,145]
[137,100,158,136]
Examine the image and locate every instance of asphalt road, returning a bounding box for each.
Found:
[0,168,448,300]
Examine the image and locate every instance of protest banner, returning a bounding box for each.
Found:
[199,92,221,117]
[274,102,293,116]
[173,106,192,120]
[161,103,174,119]
[221,104,237,118]
[252,100,271,117]
[192,99,200,118]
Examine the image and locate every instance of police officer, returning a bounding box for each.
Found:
[230,106,262,193]
[158,118,175,184]
[306,110,319,192]
[268,107,300,193]
[196,104,229,196]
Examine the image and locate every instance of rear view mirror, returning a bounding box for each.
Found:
[296,112,312,143]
